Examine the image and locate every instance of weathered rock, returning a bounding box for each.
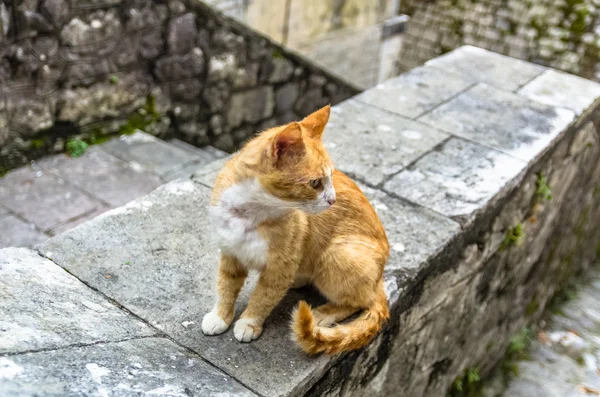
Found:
[203,81,231,112]
[261,57,295,83]
[0,247,154,354]
[209,114,225,136]
[0,3,10,41]
[60,10,122,47]
[40,0,69,27]
[7,97,53,137]
[167,79,203,102]
[294,87,329,116]
[139,28,164,59]
[225,86,274,128]
[0,215,48,248]
[167,13,197,55]
[154,47,204,81]
[275,82,300,113]
[124,2,168,31]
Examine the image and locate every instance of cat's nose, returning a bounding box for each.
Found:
[327,198,336,206]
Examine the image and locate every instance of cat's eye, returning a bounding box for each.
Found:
[309,179,322,189]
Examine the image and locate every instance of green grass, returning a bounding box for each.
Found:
[66,138,89,158]
[501,223,524,250]
[536,173,552,201]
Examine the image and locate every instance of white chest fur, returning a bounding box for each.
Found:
[210,179,288,270]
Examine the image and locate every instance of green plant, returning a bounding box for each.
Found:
[118,95,160,135]
[66,138,89,158]
[109,75,119,85]
[501,223,524,250]
[447,367,482,397]
[536,173,552,201]
[506,327,533,360]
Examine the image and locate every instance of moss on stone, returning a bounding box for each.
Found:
[536,173,552,201]
[506,327,533,360]
[272,49,284,59]
[118,95,161,136]
[31,138,47,150]
[525,298,540,318]
[447,367,482,397]
[501,223,524,250]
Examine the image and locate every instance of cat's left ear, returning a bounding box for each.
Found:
[301,105,330,140]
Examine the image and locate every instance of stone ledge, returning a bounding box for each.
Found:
[2,46,600,396]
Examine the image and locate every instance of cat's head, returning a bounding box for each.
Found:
[255,105,336,214]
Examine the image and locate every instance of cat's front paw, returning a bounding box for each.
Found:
[233,318,262,342]
[202,311,229,335]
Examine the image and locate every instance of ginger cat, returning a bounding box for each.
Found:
[201,105,390,355]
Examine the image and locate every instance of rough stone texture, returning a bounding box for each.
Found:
[355,65,474,118]
[425,45,545,91]
[323,99,449,186]
[0,247,154,354]
[518,69,600,115]
[487,270,600,397]
[37,147,163,207]
[0,166,102,231]
[0,215,48,248]
[420,83,575,161]
[384,138,527,222]
[397,0,600,84]
[0,0,358,171]
[0,338,256,396]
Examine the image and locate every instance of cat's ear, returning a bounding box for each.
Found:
[272,122,305,162]
[301,105,330,140]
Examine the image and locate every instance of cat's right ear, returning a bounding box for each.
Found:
[272,122,305,163]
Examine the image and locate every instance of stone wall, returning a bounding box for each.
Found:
[397,0,600,81]
[0,0,358,171]
[203,0,403,88]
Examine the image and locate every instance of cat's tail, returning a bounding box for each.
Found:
[290,283,389,355]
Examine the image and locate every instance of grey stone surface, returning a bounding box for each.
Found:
[47,206,110,237]
[0,338,256,397]
[384,138,527,220]
[518,69,600,115]
[0,166,102,231]
[324,99,449,186]
[38,180,331,397]
[0,215,48,248]
[420,84,575,162]
[225,86,275,129]
[499,271,600,397]
[0,247,154,354]
[190,156,231,188]
[425,46,545,91]
[100,131,200,177]
[0,205,7,216]
[38,147,163,208]
[355,65,474,119]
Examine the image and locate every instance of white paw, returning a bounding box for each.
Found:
[233,318,262,342]
[201,311,229,335]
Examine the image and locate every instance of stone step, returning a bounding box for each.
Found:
[3,46,600,396]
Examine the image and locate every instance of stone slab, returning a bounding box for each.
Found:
[518,69,600,115]
[324,99,450,186]
[0,337,256,397]
[47,206,110,237]
[38,148,163,208]
[425,45,545,91]
[101,131,202,177]
[355,65,474,119]
[384,138,527,221]
[191,156,231,188]
[0,215,48,248]
[0,206,7,216]
[419,84,575,162]
[38,177,455,396]
[168,140,228,159]
[0,247,154,355]
[0,167,102,231]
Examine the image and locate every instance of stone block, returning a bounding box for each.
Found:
[384,138,527,222]
[355,65,474,119]
[167,13,198,55]
[38,147,162,208]
[420,84,575,162]
[154,48,205,81]
[0,338,256,396]
[324,99,449,186]
[0,247,154,354]
[0,215,48,248]
[225,86,274,129]
[0,166,102,231]
[99,131,200,177]
[518,69,600,115]
[60,10,122,47]
[426,45,545,91]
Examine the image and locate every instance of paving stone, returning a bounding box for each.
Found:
[47,206,110,237]
[355,65,474,119]
[324,99,450,186]
[0,205,7,216]
[161,142,228,182]
[0,215,48,248]
[518,69,600,115]
[38,148,163,207]
[419,84,575,162]
[100,131,200,177]
[190,156,231,187]
[384,138,527,221]
[0,337,256,397]
[425,45,545,91]
[0,166,102,231]
[0,247,154,355]
[38,180,332,397]
[168,139,228,159]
